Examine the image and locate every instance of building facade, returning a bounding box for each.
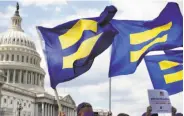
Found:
[0,3,76,116]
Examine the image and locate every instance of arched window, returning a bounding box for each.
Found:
[13,38,15,43]
[17,39,19,44]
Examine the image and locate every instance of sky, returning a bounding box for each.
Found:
[0,0,183,116]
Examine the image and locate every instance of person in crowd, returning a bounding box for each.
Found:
[117,113,129,116]
[77,102,94,116]
[143,106,178,116]
[176,113,183,116]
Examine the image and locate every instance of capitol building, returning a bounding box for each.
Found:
[0,3,76,116]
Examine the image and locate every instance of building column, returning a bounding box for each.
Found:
[19,70,22,83]
[53,105,55,116]
[25,70,28,84]
[49,104,51,116]
[50,104,52,116]
[13,69,16,83]
[51,105,53,116]
[31,72,33,85]
[35,103,38,116]
[45,104,47,116]
[42,103,45,116]
[48,104,50,116]
[7,70,10,82]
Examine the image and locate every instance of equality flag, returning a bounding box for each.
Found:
[109,2,183,77]
[145,50,183,95]
[37,6,118,88]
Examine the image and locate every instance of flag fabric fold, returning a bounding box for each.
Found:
[109,2,183,77]
[144,50,183,95]
[37,6,118,88]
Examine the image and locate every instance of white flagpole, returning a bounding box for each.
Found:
[109,77,112,113]
[54,88,63,113]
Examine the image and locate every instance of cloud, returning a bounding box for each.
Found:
[55,7,61,12]
[18,0,67,6]
[38,8,101,28]
[0,5,28,27]
[111,0,183,20]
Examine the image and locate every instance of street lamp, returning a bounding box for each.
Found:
[17,102,23,116]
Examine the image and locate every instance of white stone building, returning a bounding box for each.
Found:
[0,3,77,116]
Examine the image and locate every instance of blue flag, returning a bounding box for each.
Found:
[145,50,183,95]
[37,6,118,88]
[109,2,183,77]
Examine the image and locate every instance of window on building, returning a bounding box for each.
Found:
[10,100,13,104]
[22,56,24,62]
[1,54,4,61]
[26,56,28,63]
[12,54,14,61]
[21,71,24,83]
[17,39,19,43]
[17,55,19,61]
[6,54,9,61]
[4,70,7,82]
[30,58,32,64]
[4,99,6,103]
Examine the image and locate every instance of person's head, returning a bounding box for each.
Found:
[117,113,129,116]
[77,102,93,116]
[176,113,183,116]
[142,112,158,116]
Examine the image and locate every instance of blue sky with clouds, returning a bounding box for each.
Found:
[0,0,183,115]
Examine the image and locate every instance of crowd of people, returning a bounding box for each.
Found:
[58,102,183,116]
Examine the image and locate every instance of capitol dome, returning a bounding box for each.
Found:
[0,3,45,92]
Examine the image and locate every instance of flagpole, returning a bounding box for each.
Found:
[109,77,112,114]
[54,88,63,113]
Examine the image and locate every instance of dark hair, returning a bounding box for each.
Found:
[151,114,158,116]
[117,113,129,116]
[77,102,92,114]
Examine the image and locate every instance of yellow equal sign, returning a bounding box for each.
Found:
[130,22,172,62]
[58,19,102,69]
[159,60,183,84]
